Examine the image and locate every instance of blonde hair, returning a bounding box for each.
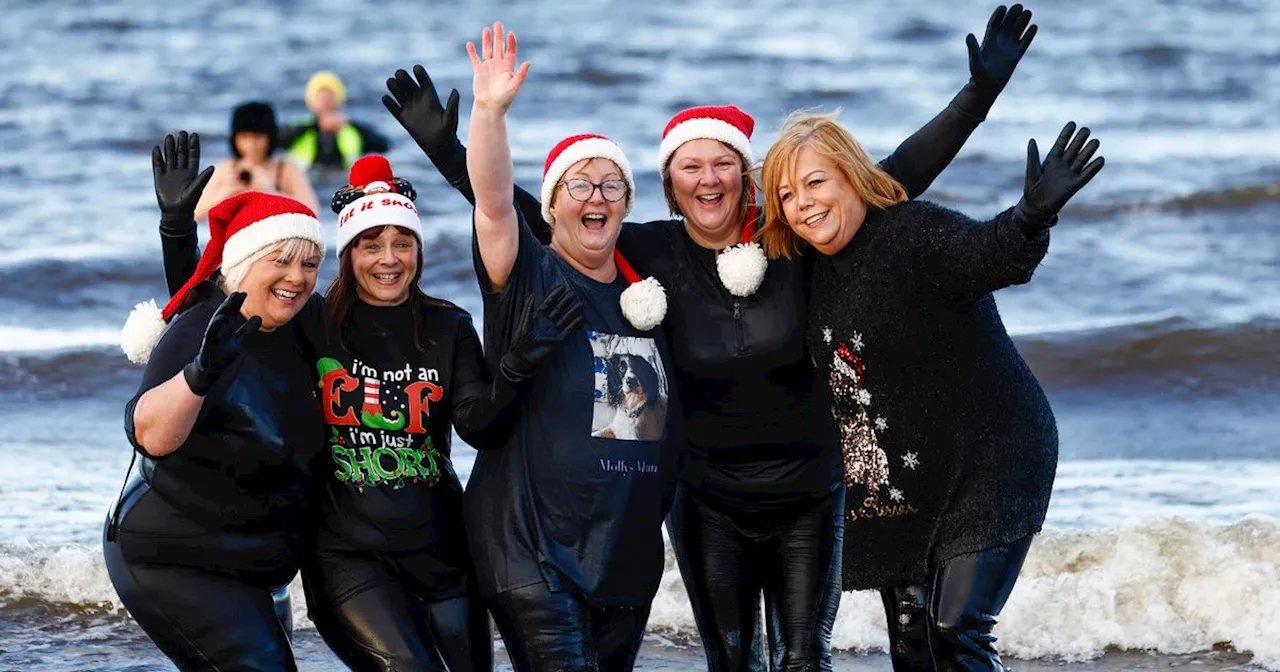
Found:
[662,144,757,223]
[220,237,321,292]
[760,111,908,259]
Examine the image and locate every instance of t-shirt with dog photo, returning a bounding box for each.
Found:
[465,213,681,607]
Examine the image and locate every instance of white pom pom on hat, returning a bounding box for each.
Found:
[614,249,666,331]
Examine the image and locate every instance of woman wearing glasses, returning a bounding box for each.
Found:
[461,23,682,671]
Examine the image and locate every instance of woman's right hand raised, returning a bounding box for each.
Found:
[153,131,214,233]
[467,22,530,112]
[183,292,261,396]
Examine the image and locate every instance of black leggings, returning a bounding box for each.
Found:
[102,521,297,671]
[487,582,650,672]
[667,486,843,672]
[880,534,1034,671]
[303,547,493,671]
[763,488,844,671]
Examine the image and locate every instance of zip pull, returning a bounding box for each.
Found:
[733,302,741,320]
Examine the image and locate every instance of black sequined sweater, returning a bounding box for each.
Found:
[806,200,1059,591]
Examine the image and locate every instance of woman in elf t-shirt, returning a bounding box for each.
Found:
[158,152,583,670]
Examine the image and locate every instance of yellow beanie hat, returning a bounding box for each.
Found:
[305,71,346,109]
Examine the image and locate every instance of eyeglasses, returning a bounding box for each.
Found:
[561,179,628,203]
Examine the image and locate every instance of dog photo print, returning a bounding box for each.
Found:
[589,331,669,441]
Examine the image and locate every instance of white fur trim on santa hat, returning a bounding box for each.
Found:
[716,241,768,297]
[336,192,422,257]
[223,212,326,271]
[120,299,166,365]
[540,138,635,224]
[619,276,667,331]
[658,118,754,177]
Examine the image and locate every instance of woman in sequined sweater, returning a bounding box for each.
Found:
[758,113,1104,671]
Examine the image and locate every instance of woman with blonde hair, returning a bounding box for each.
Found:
[760,112,1103,670]
[108,133,328,670]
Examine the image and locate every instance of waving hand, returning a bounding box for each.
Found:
[468,22,530,112]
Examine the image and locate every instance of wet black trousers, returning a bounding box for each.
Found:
[487,582,651,672]
[762,491,844,672]
[880,534,1034,672]
[302,546,494,672]
[102,522,297,671]
[667,486,844,672]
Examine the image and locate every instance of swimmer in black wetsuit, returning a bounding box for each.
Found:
[106,132,328,671]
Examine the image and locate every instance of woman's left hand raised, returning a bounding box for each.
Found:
[966,4,1037,98]
[468,22,531,113]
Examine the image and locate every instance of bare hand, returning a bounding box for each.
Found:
[467,22,530,112]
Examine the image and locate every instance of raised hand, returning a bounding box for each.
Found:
[1016,122,1105,227]
[153,131,215,232]
[183,292,262,396]
[966,4,1037,98]
[499,285,585,383]
[383,65,462,156]
[467,21,531,112]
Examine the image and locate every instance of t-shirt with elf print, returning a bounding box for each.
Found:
[314,297,495,557]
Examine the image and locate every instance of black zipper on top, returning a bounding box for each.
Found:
[733,300,745,355]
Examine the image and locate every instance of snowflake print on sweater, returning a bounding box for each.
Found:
[825,329,919,523]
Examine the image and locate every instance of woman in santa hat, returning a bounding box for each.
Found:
[107,133,328,670]
[382,5,1039,670]
[459,22,681,671]
[151,142,583,669]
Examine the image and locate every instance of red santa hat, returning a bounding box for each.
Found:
[120,192,324,364]
[335,155,422,257]
[539,134,664,331]
[539,133,635,225]
[657,104,755,179]
[658,105,767,298]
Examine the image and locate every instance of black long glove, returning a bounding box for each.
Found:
[881,5,1039,198]
[966,4,1037,103]
[499,285,586,384]
[382,65,474,200]
[1014,122,1105,231]
[183,292,262,396]
[153,131,214,235]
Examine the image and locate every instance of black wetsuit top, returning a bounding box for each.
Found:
[114,282,325,580]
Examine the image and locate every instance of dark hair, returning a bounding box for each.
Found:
[323,226,457,354]
[229,101,280,158]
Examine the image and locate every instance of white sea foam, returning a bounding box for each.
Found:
[5,518,1277,669]
[0,325,122,352]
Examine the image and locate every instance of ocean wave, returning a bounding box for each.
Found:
[0,326,123,353]
[1071,182,1280,218]
[0,346,139,403]
[4,518,1277,669]
[1015,316,1280,393]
